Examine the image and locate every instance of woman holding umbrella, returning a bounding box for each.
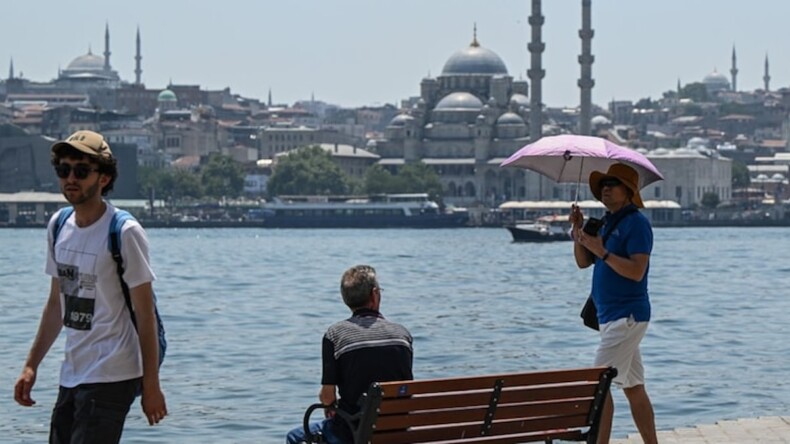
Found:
[569,163,658,444]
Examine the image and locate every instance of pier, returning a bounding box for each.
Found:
[612,416,790,443]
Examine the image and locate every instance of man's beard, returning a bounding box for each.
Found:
[63,180,101,205]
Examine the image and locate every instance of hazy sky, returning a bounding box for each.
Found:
[3,1,788,108]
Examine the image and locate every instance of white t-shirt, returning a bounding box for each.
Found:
[45,203,156,387]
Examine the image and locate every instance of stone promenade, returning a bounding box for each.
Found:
[611,416,790,443]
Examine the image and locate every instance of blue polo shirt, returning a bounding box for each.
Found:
[591,206,653,323]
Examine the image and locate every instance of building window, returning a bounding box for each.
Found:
[654,187,661,198]
[675,186,682,200]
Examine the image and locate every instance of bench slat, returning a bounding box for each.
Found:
[378,382,598,414]
[378,367,609,398]
[375,398,594,430]
[371,414,590,443]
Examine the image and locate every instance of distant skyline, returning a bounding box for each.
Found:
[3,1,789,108]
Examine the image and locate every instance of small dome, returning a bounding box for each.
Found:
[756,174,769,180]
[158,89,177,102]
[687,137,708,148]
[591,115,611,126]
[509,93,529,108]
[771,173,786,180]
[495,112,525,126]
[66,52,105,71]
[388,114,414,127]
[441,39,508,76]
[434,92,483,110]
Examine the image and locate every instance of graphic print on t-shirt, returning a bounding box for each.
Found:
[57,248,98,331]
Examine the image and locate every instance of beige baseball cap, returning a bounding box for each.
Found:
[51,130,113,158]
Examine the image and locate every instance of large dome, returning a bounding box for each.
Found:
[434,92,483,110]
[441,39,508,76]
[66,52,105,71]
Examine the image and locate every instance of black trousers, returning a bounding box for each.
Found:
[49,378,140,444]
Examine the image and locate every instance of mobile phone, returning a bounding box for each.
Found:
[582,217,604,236]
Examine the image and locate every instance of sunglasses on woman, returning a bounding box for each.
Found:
[54,163,99,180]
[599,178,622,188]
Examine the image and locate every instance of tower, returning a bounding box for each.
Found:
[578,0,594,135]
[8,57,14,80]
[730,45,738,92]
[268,88,272,107]
[135,26,143,86]
[763,53,771,92]
[528,0,545,142]
[104,22,111,72]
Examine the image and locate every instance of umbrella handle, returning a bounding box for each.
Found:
[574,157,585,204]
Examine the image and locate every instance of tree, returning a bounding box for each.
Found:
[364,162,444,202]
[267,145,351,196]
[731,160,751,189]
[138,166,202,201]
[200,154,245,198]
[701,192,720,209]
[679,82,709,103]
[634,97,655,109]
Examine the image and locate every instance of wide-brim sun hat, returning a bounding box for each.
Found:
[51,130,113,158]
[589,163,644,208]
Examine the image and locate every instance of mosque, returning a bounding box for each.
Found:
[373,29,567,207]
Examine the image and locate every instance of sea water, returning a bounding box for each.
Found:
[1,227,788,442]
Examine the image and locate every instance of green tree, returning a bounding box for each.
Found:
[267,145,351,196]
[138,166,202,201]
[364,162,443,202]
[200,154,245,198]
[679,82,709,102]
[634,97,655,109]
[701,192,720,209]
[364,165,396,194]
[731,160,751,188]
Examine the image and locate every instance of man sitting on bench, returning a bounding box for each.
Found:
[286,265,414,444]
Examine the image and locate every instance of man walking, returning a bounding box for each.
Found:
[14,130,166,443]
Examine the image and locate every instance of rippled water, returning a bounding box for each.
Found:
[1,227,789,443]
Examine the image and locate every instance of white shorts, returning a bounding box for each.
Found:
[594,315,649,389]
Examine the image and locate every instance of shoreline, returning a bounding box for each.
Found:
[2,219,790,229]
[611,416,790,443]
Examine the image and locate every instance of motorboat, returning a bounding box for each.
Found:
[505,215,572,242]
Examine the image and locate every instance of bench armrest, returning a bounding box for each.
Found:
[302,403,331,443]
[301,403,361,443]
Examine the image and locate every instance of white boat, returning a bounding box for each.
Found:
[505,215,572,242]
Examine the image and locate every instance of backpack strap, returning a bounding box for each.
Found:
[51,207,75,256]
[108,210,139,329]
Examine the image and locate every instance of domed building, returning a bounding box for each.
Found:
[57,25,121,90]
[375,30,560,206]
[702,69,731,94]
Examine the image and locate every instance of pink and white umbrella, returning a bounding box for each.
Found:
[500,135,664,193]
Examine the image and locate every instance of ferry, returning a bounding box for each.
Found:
[256,193,469,228]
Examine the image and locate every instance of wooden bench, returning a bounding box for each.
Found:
[302,366,617,444]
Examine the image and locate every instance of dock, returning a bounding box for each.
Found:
[611,416,790,443]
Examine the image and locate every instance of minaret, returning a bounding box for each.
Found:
[528,0,545,142]
[135,27,143,86]
[578,0,594,135]
[730,45,738,92]
[8,57,14,80]
[763,53,771,92]
[268,88,272,107]
[104,23,111,72]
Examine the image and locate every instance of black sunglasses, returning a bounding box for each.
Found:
[54,163,99,180]
[600,178,622,188]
